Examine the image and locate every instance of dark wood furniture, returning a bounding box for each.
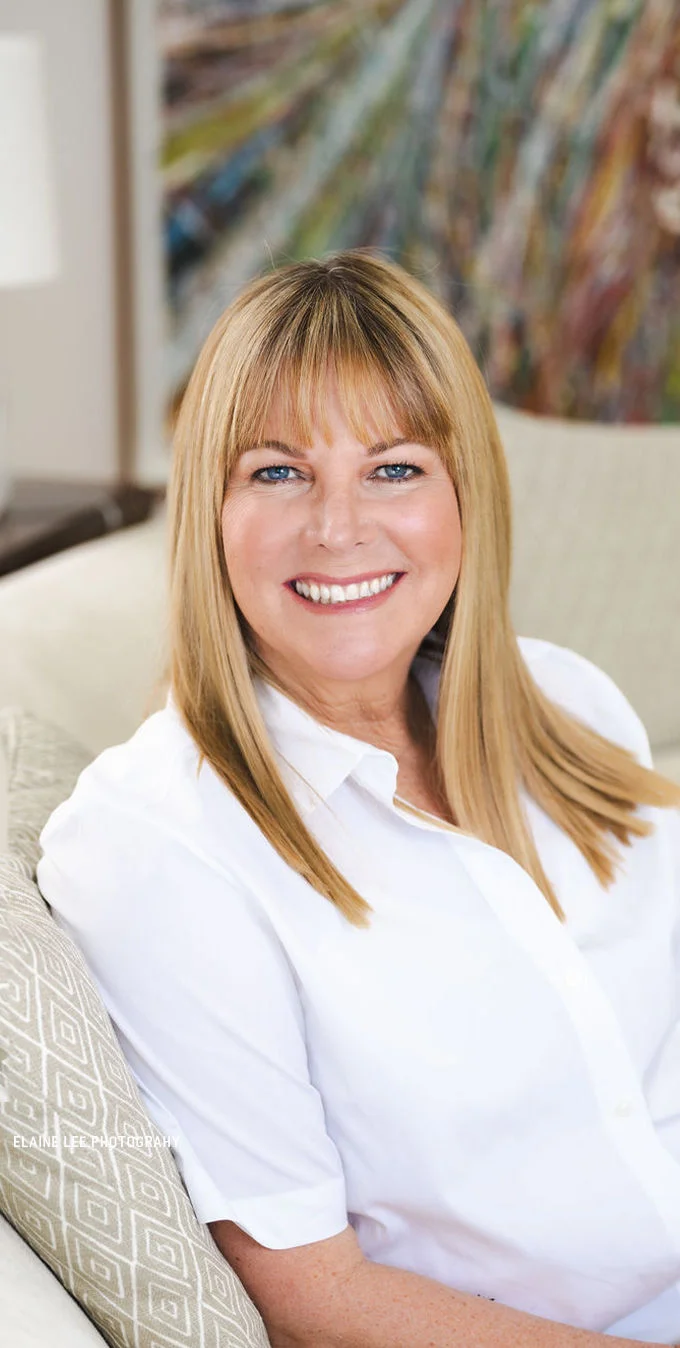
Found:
[0,480,160,578]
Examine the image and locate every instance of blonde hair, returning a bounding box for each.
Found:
[167,248,680,927]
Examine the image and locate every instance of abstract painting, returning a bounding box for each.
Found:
[158,0,680,423]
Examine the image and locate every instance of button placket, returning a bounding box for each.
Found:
[563,968,585,990]
[614,1099,635,1119]
[451,832,680,1257]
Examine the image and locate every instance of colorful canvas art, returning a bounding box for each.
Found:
[158,0,680,423]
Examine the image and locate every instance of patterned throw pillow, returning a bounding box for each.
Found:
[0,709,270,1348]
[0,705,91,874]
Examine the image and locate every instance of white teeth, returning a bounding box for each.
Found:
[293,573,398,604]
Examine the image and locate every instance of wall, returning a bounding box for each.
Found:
[0,0,118,482]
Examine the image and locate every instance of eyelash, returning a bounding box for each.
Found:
[251,461,424,485]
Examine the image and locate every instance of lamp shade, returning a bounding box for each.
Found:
[0,33,59,287]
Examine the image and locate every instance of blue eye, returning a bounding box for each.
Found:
[375,462,422,482]
[252,465,300,483]
[251,461,423,485]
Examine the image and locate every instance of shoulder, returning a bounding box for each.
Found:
[45,703,205,828]
[38,703,255,900]
[517,636,653,768]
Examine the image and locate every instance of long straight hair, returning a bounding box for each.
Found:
[167,248,680,927]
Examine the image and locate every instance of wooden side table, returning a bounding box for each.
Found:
[0,480,160,578]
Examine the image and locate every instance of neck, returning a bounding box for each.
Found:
[255,656,432,758]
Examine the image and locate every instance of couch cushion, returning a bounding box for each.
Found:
[0,1213,108,1346]
[0,513,169,756]
[0,709,270,1348]
[652,744,680,786]
[497,407,680,751]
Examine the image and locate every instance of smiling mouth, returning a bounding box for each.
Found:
[286,572,405,608]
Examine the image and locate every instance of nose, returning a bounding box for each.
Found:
[303,480,371,551]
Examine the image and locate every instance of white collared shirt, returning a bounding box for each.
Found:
[37,637,680,1342]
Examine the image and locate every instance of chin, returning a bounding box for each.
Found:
[299,649,402,682]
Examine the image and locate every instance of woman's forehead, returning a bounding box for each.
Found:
[255,380,408,448]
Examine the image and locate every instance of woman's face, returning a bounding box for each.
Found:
[221,375,462,705]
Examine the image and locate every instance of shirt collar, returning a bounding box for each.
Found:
[254,652,442,816]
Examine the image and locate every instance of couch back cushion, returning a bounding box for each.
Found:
[0,514,168,756]
[497,408,680,751]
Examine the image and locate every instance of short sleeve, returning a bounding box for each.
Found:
[36,784,348,1248]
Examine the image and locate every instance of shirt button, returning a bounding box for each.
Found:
[563,969,584,989]
[614,1099,634,1118]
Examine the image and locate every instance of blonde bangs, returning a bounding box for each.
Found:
[222,269,455,478]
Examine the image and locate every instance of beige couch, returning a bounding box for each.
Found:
[0,404,679,1344]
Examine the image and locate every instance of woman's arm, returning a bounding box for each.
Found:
[211,1221,665,1348]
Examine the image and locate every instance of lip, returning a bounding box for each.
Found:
[285,572,405,613]
[286,569,403,586]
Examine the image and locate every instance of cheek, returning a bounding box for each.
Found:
[220,501,245,584]
[398,491,462,570]
[221,497,282,590]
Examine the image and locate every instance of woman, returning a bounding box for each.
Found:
[38,250,680,1347]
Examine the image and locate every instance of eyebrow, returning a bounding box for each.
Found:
[247,437,412,459]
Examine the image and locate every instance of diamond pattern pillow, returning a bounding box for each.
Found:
[0,708,270,1348]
